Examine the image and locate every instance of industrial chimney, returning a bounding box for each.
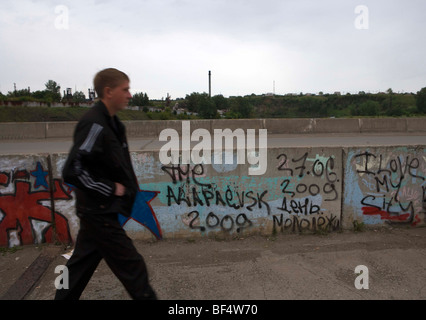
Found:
[208,70,211,98]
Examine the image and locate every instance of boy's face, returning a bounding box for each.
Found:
[105,80,132,113]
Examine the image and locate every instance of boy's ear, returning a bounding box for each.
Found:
[103,87,112,98]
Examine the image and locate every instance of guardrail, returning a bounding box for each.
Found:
[0,118,425,140]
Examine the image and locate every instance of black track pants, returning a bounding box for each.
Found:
[54,213,157,300]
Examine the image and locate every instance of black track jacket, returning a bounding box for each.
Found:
[62,101,138,217]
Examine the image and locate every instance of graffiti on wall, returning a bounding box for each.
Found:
[271,149,341,233]
[0,160,73,247]
[0,155,165,247]
[344,147,426,227]
[138,148,343,236]
[52,153,165,242]
[1,145,425,247]
[161,163,259,234]
[119,189,162,240]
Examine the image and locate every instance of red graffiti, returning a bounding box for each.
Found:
[411,214,421,227]
[0,180,72,247]
[361,207,410,222]
[0,172,10,186]
[13,170,29,181]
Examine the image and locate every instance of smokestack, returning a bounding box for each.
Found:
[208,70,211,98]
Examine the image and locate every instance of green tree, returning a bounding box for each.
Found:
[72,91,86,103]
[7,88,31,98]
[130,92,150,107]
[183,92,218,118]
[44,80,61,102]
[185,92,204,113]
[358,100,380,116]
[31,90,49,101]
[229,96,253,118]
[386,88,393,110]
[198,94,217,119]
[212,94,229,110]
[416,87,426,114]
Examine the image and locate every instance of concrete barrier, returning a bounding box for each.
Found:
[1,144,425,247]
[45,122,77,139]
[124,121,160,138]
[314,118,360,134]
[342,145,426,229]
[0,122,46,140]
[263,118,314,134]
[360,118,408,133]
[406,118,426,133]
[0,118,425,140]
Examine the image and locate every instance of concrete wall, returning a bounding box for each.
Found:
[1,145,425,247]
[343,146,426,228]
[0,155,75,247]
[1,117,426,140]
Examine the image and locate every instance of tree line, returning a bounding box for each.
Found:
[2,80,426,118]
[179,88,426,119]
[1,80,65,104]
[0,80,151,107]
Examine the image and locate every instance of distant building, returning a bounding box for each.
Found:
[88,89,96,101]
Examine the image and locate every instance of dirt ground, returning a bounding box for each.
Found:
[1,226,425,301]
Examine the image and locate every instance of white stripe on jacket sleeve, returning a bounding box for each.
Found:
[80,123,103,153]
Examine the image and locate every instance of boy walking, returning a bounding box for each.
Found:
[55,68,157,300]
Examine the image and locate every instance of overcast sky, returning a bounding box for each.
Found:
[1,0,425,99]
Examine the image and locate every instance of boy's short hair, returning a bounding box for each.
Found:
[94,68,129,99]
